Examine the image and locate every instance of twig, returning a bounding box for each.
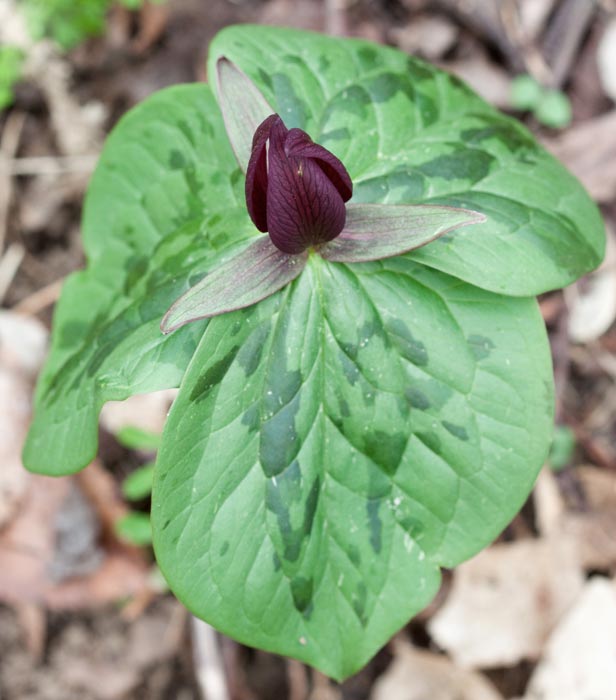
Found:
[0,111,26,253]
[75,459,146,562]
[568,421,616,470]
[324,0,348,36]
[551,294,570,423]
[287,658,308,700]
[499,0,553,84]
[433,0,524,72]
[0,242,25,304]
[309,670,341,700]
[15,602,46,661]
[8,154,99,176]
[191,616,231,700]
[220,636,255,700]
[541,0,597,87]
[13,276,65,315]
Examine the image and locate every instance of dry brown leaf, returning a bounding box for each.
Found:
[256,0,323,31]
[543,111,616,203]
[517,0,556,41]
[0,364,32,528]
[100,388,177,437]
[19,173,88,234]
[576,464,616,509]
[0,474,149,609]
[597,18,616,102]
[523,578,616,700]
[0,310,48,377]
[132,1,170,54]
[561,510,616,571]
[533,468,566,538]
[371,640,504,700]
[45,554,150,610]
[428,538,584,668]
[441,58,512,108]
[566,223,616,343]
[25,43,105,157]
[0,474,71,604]
[535,465,616,571]
[0,312,48,528]
[390,16,458,60]
[560,466,616,571]
[49,597,184,700]
[14,601,46,660]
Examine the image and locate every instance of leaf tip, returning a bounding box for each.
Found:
[215,55,232,85]
[160,308,183,335]
[470,210,487,224]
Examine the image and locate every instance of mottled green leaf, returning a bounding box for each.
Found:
[153,256,553,680]
[207,25,604,295]
[23,84,255,476]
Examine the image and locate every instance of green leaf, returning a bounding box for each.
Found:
[116,427,161,451]
[152,257,553,680]
[116,512,152,546]
[208,25,604,296]
[23,84,255,476]
[122,462,156,500]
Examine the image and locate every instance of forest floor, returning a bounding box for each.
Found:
[1,1,616,698]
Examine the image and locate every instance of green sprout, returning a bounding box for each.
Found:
[511,74,572,129]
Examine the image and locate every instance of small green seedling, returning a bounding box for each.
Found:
[122,461,156,500]
[115,427,157,545]
[511,74,572,129]
[24,26,604,680]
[116,425,161,452]
[116,510,152,546]
[548,424,576,471]
[0,45,24,111]
[22,0,165,49]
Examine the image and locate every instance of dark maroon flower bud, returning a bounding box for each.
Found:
[245,115,353,254]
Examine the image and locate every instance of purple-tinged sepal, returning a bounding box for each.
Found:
[245,115,353,254]
[161,237,307,333]
[216,58,276,172]
[319,203,487,263]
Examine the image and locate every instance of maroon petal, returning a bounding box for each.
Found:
[266,120,347,254]
[285,128,353,202]
[245,114,279,232]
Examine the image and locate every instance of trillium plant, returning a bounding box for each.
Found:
[25,26,604,680]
